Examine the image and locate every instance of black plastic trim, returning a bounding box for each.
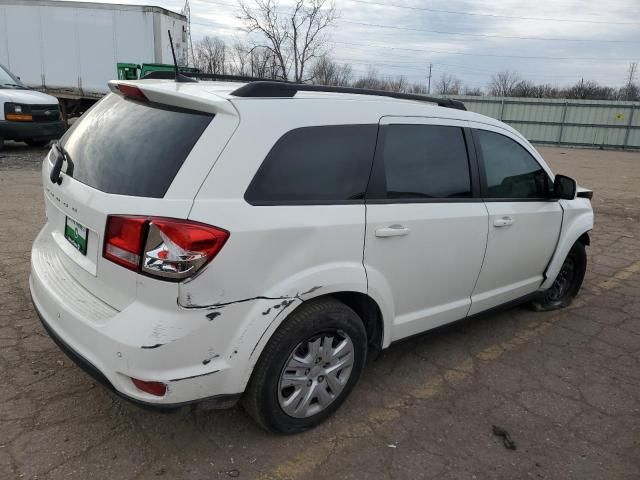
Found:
[0,119,65,141]
[230,81,467,110]
[577,190,593,200]
[464,126,482,198]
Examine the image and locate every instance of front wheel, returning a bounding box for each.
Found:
[242,298,367,434]
[530,241,587,311]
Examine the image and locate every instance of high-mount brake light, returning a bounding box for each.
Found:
[103,216,229,280]
[116,84,147,101]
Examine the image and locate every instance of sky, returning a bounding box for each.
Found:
[66,0,640,90]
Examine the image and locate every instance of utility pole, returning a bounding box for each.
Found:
[625,62,638,100]
[181,0,194,66]
[427,63,432,94]
[627,62,638,87]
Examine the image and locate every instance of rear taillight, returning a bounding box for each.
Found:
[103,216,146,271]
[103,216,229,280]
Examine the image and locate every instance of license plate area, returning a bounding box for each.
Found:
[64,216,88,255]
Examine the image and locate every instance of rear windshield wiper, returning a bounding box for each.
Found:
[50,143,74,184]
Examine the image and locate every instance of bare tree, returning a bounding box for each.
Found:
[238,0,337,82]
[310,55,352,86]
[462,86,483,96]
[566,78,608,99]
[229,40,250,76]
[488,70,520,97]
[387,76,410,92]
[409,83,427,94]
[353,66,387,90]
[197,37,220,74]
[510,80,536,97]
[434,73,462,95]
[531,84,560,99]
[193,36,227,74]
[620,62,639,101]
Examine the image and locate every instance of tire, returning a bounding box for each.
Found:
[242,298,367,434]
[25,139,51,148]
[0,138,4,151]
[530,241,587,312]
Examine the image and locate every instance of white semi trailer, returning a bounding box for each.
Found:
[0,0,188,118]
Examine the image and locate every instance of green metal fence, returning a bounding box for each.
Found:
[448,96,640,150]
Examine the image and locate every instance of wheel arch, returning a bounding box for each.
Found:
[263,291,386,354]
[578,231,590,246]
[540,204,593,290]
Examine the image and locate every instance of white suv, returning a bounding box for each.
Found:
[30,78,594,433]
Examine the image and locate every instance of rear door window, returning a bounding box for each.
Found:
[372,124,472,200]
[245,124,378,204]
[60,93,213,198]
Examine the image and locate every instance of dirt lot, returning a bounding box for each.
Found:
[1,143,639,480]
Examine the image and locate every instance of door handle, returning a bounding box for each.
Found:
[493,216,514,228]
[375,224,410,238]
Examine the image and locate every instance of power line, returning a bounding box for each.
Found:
[347,0,640,26]
[332,57,618,81]
[339,19,640,44]
[331,40,632,62]
[332,48,625,77]
[192,0,640,44]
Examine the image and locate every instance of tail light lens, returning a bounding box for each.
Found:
[103,216,146,271]
[103,216,229,280]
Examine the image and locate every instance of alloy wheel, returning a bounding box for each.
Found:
[278,331,354,418]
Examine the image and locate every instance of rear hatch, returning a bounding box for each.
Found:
[41,82,235,310]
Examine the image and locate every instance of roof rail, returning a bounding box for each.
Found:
[230,81,467,110]
[140,72,466,110]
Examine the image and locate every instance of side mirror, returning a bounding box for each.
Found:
[552,174,577,200]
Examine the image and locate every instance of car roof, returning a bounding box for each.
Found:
[125,79,522,140]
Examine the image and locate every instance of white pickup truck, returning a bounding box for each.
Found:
[0,64,65,150]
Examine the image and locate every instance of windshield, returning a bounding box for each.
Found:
[0,64,26,88]
[59,93,213,198]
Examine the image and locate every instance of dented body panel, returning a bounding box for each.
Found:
[539,197,594,290]
[30,79,593,409]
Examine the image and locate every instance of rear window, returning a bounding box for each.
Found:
[60,93,213,198]
[244,124,378,204]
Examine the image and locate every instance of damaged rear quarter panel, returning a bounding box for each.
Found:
[179,102,384,390]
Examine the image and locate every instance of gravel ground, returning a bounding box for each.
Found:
[0,142,639,480]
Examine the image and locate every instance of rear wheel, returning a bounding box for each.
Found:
[243,298,367,434]
[0,137,4,151]
[530,241,587,311]
[25,139,51,148]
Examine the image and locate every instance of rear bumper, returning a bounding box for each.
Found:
[31,297,240,410]
[29,224,246,408]
[0,120,65,141]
